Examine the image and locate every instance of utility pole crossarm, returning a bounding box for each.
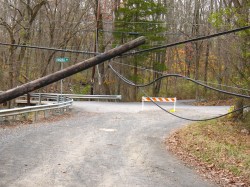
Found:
[0,36,146,104]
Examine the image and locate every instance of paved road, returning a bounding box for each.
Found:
[0,101,228,187]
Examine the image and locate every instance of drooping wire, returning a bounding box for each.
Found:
[109,64,250,121]
[109,64,250,99]
[113,61,250,92]
[122,25,250,56]
[196,80,250,92]
[0,42,100,55]
[140,89,249,122]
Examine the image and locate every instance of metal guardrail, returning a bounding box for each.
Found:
[0,93,121,122]
[29,93,122,100]
[63,94,122,100]
[0,93,73,122]
[0,100,72,117]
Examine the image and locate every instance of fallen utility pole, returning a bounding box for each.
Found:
[0,36,145,104]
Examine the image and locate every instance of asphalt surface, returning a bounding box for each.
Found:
[0,101,229,187]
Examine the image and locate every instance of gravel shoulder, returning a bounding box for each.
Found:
[0,101,228,187]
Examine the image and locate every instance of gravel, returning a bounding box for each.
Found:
[0,101,228,187]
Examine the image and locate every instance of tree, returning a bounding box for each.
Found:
[209,0,250,120]
[114,0,167,100]
[0,0,47,107]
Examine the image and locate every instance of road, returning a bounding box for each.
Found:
[0,101,229,187]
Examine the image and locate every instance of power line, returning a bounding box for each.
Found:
[140,89,249,121]
[113,61,250,92]
[0,18,227,26]
[0,42,100,55]
[2,26,247,56]
[0,26,186,36]
[99,29,184,36]
[113,61,164,74]
[108,64,250,99]
[196,80,250,92]
[123,25,250,56]
[108,64,250,121]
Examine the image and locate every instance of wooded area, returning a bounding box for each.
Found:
[0,0,249,116]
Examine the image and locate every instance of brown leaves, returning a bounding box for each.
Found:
[166,122,250,187]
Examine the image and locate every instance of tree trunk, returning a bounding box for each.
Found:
[231,0,249,120]
[193,0,201,101]
[204,40,210,96]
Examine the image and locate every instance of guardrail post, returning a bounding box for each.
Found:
[44,110,48,118]
[60,107,64,114]
[38,93,42,105]
[24,113,28,120]
[33,111,38,122]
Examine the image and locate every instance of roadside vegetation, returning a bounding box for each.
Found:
[167,113,250,186]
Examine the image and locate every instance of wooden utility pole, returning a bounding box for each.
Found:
[0,37,146,104]
[91,0,101,95]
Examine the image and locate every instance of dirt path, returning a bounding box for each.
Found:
[0,102,227,187]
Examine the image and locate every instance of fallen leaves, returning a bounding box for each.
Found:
[166,120,250,187]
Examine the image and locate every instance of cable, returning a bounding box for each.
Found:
[103,20,230,26]
[0,27,184,36]
[108,64,250,99]
[196,80,250,92]
[99,29,184,36]
[113,61,250,92]
[108,65,250,121]
[140,89,249,121]
[122,26,250,56]
[113,61,164,74]
[0,42,100,55]
[2,27,247,57]
[0,18,229,26]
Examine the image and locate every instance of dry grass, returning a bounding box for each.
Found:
[167,118,250,186]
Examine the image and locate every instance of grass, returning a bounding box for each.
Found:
[168,116,250,185]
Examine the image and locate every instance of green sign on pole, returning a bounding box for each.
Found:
[55,57,69,95]
[55,57,70,63]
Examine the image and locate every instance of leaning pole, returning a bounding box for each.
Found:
[0,36,146,104]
